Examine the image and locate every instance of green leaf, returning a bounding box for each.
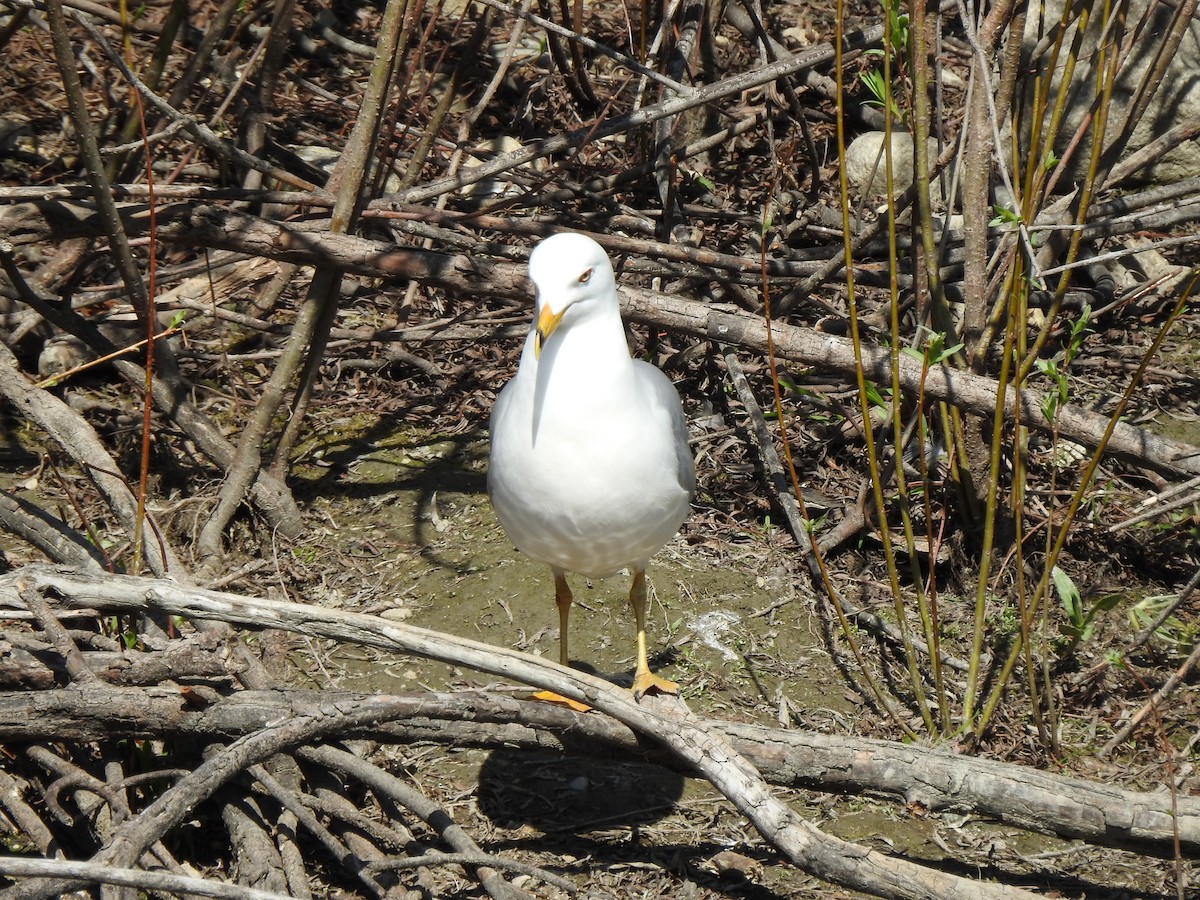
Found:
[777,373,802,393]
[1064,304,1091,364]
[863,382,886,409]
[989,205,1021,227]
[1052,564,1083,628]
[1041,393,1058,421]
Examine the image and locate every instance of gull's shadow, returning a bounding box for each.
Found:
[476,746,685,834]
[478,653,687,834]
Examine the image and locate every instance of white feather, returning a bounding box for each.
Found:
[488,233,695,579]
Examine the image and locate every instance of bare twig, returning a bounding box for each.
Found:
[246,764,390,899]
[50,4,324,195]
[475,0,688,94]
[0,769,61,858]
[368,851,577,892]
[0,857,295,900]
[392,25,882,204]
[1102,638,1200,755]
[301,745,532,900]
[18,586,98,685]
[0,245,302,538]
[197,0,410,560]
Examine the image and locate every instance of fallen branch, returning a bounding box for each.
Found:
[0,489,108,574]
[11,200,1192,482]
[0,244,303,538]
[0,856,294,900]
[163,207,1200,479]
[0,337,180,576]
[0,565,1067,898]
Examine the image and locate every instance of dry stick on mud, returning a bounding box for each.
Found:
[41,0,159,338]
[474,0,688,95]
[390,21,885,205]
[724,350,976,675]
[1,692,528,900]
[0,769,58,858]
[299,745,536,900]
[21,742,186,881]
[165,210,1200,480]
[17,586,99,685]
[2,591,531,896]
[267,0,428,472]
[244,763,391,898]
[23,3,312,539]
[3,683,1192,858]
[42,0,191,577]
[1102,637,1200,756]
[245,765,393,898]
[1,567,1040,900]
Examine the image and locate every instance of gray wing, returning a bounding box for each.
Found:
[634,361,696,501]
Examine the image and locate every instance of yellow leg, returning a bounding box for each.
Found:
[531,570,590,712]
[629,568,678,700]
[553,570,572,667]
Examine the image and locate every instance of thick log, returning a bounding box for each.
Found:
[0,683,1190,858]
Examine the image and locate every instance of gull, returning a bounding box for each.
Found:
[488,232,695,701]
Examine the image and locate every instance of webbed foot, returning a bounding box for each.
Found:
[631,670,679,701]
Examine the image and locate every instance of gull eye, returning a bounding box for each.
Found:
[578,268,593,284]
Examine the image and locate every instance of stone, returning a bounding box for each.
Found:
[840,132,940,206]
[844,131,941,203]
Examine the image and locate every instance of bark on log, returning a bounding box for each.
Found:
[0,632,238,688]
